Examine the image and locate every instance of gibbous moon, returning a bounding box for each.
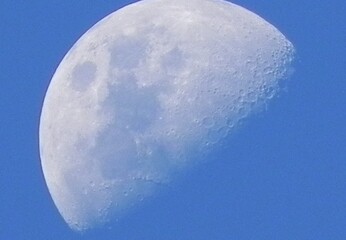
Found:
[40,0,294,231]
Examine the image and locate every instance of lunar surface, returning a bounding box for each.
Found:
[39,0,295,231]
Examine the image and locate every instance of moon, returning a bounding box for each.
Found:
[40,0,294,231]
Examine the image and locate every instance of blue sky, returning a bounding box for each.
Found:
[1,0,346,239]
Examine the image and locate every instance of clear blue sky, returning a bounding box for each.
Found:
[1,0,345,239]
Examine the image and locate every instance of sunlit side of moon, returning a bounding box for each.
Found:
[39,0,294,231]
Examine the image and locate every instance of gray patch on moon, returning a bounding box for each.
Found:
[101,76,163,132]
[71,61,97,91]
[161,47,185,75]
[110,37,147,70]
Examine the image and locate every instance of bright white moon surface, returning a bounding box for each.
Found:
[39,0,295,231]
